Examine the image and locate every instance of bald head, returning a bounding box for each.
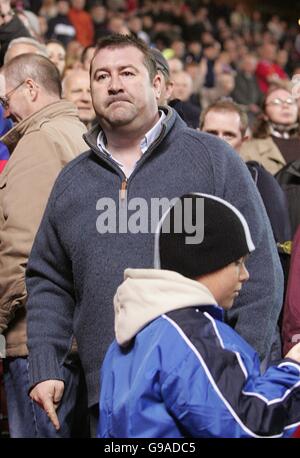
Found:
[2,53,61,97]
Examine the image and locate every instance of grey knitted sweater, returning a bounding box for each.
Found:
[26,107,283,407]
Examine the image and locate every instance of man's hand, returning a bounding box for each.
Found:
[30,380,64,431]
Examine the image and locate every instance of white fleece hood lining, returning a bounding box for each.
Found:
[114,268,218,346]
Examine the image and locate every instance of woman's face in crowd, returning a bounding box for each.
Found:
[265,89,298,125]
[46,42,66,77]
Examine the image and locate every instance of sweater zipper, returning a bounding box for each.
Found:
[120,178,128,201]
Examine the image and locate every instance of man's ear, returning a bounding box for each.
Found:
[153,73,162,100]
[26,78,39,101]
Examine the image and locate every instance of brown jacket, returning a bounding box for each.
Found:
[239,137,286,176]
[0,100,87,357]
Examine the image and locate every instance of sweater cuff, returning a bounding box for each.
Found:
[28,346,65,392]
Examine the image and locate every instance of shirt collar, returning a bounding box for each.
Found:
[96,110,166,171]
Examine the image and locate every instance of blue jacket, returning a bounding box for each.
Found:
[26,107,283,407]
[99,269,300,438]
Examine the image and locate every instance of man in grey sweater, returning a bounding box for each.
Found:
[26,34,283,436]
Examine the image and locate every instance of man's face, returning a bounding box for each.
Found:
[0,74,29,122]
[172,71,193,102]
[202,110,244,150]
[64,70,95,124]
[90,46,161,131]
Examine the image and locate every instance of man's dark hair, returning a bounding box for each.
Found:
[2,53,62,98]
[200,98,248,137]
[91,34,157,80]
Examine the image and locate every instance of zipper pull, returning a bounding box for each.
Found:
[120,179,127,201]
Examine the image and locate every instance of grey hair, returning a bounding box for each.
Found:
[4,37,48,64]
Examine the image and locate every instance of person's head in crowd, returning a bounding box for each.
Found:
[172,71,193,102]
[259,42,277,63]
[170,39,186,60]
[56,0,70,15]
[90,3,107,24]
[81,46,96,72]
[62,68,95,127]
[200,99,248,151]
[157,193,252,310]
[150,48,173,105]
[240,54,258,75]
[0,53,61,123]
[70,0,86,11]
[46,40,66,77]
[202,41,221,61]
[253,86,299,139]
[90,34,161,132]
[276,49,288,70]
[128,15,143,35]
[107,16,129,35]
[201,31,215,46]
[142,14,153,33]
[4,37,48,64]
[215,71,235,96]
[167,57,183,78]
[65,39,84,70]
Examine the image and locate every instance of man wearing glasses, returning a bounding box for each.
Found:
[0,53,88,437]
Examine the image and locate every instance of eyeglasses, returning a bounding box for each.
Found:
[0,81,25,110]
[266,97,296,107]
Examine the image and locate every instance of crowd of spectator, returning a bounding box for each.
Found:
[1,0,300,440]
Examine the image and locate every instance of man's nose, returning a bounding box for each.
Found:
[81,90,91,101]
[108,74,123,93]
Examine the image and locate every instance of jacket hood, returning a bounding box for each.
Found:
[1,100,81,153]
[114,268,217,346]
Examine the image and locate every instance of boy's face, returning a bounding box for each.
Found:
[198,256,249,310]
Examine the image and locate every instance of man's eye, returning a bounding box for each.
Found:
[122,71,134,77]
[96,74,108,81]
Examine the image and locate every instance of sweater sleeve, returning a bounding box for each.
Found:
[198,135,284,362]
[26,186,75,389]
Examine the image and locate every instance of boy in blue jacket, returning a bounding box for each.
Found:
[99,193,300,438]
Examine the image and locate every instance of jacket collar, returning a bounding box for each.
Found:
[83,105,178,158]
[255,137,286,166]
[1,100,80,153]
